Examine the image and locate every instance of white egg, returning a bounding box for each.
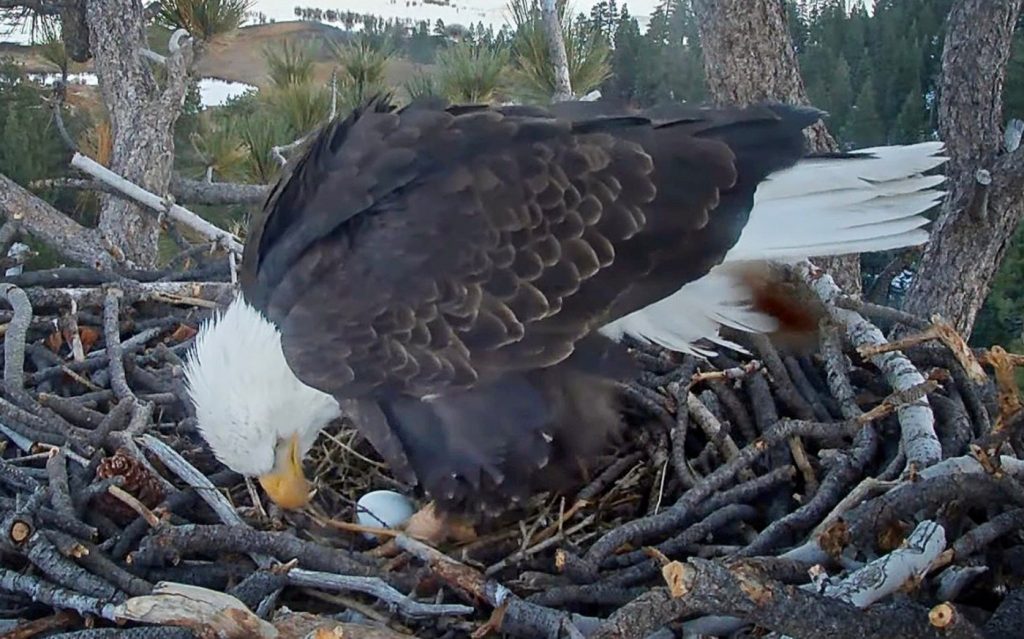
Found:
[355,490,415,540]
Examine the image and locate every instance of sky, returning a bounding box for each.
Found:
[253,0,658,29]
[2,0,658,44]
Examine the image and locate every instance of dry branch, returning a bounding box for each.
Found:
[0,173,117,270]
[797,261,941,469]
[667,557,983,639]
[70,154,243,255]
[33,176,270,207]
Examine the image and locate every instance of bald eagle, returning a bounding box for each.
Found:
[183,97,946,516]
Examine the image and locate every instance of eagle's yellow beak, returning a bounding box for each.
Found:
[258,433,311,509]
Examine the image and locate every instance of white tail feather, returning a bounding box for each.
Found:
[599,141,948,355]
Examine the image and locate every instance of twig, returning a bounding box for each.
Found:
[741,426,878,557]
[35,176,270,207]
[985,588,1024,638]
[138,435,243,528]
[0,610,77,638]
[45,448,76,522]
[857,316,987,384]
[395,534,600,637]
[0,568,117,620]
[947,507,1024,562]
[107,485,161,527]
[844,472,1024,553]
[286,567,474,619]
[131,524,379,578]
[18,281,233,311]
[666,556,983,639]
[1,283,32,391]
[271,135,309,167]
[44,529,153,597]
[797,261,941,469]
[819,520,946,607]
[102,288,134,401]
[580,414,884,571]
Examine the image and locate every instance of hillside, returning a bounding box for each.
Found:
[0,20,433,89]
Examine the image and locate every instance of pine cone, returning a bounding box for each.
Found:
[93,449,166,525]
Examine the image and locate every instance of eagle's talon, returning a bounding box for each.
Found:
[404,502,478,545]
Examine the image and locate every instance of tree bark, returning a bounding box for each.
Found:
[32,176,270,206]
[0,174,117,269]
[691,0,861,294]
[540,0,572,102]
[59,0,91,62]
[86,0,195,268]
[901,0,1024,339]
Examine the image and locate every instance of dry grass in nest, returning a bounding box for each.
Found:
[306,420,398,515]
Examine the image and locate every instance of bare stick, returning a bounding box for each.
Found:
[821,520,946,607]
[20,281,233,310]
[35,175,271,206]
[797,261,941,469]
[103,288,135,401]
[1,283,32,391]
[395,534,601,637]
[70,153,243,255]
[286,568,474,619]
[668,555,981,639]
[0,568,118,620]
[138,435,246,529]
[271,135,310,167]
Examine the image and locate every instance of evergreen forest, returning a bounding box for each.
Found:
[2,0,1024,347]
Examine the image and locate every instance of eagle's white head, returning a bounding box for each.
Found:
[183,295,342,509]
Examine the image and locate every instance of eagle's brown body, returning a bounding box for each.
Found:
[238,97,823,514]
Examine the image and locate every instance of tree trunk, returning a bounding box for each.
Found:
[59,0,91,62]
[541,0,572,101]
[86,0,194,268]
[901,0,1024,339]
[691,0,862,295]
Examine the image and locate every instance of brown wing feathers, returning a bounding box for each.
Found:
[240,96,822,514]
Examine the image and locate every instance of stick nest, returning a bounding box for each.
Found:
[0,263,1023,639]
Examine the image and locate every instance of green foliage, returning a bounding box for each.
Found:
[330,37,392,108]
[841,72,885,146]
[263,39,317,88]
[436,42,508,103]
[891,84,929,144]
[157,0,252,42]
[507,0,610,103]
[972,225,1024,351]
[783,0,953,148]
[189,114,248,181]
[35,19,69,78]
[237,112,292,183]
[265,81,331,135]
[0,59,66,187]
[600,0,705,106]
[1005,20,1024,120]
[402,69,440,102]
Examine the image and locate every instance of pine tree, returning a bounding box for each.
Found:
[1005,28,1024,119]
[827,54,853,128]
[841,73,884,147]
[606,6,643,101]
[892,84,928,143]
